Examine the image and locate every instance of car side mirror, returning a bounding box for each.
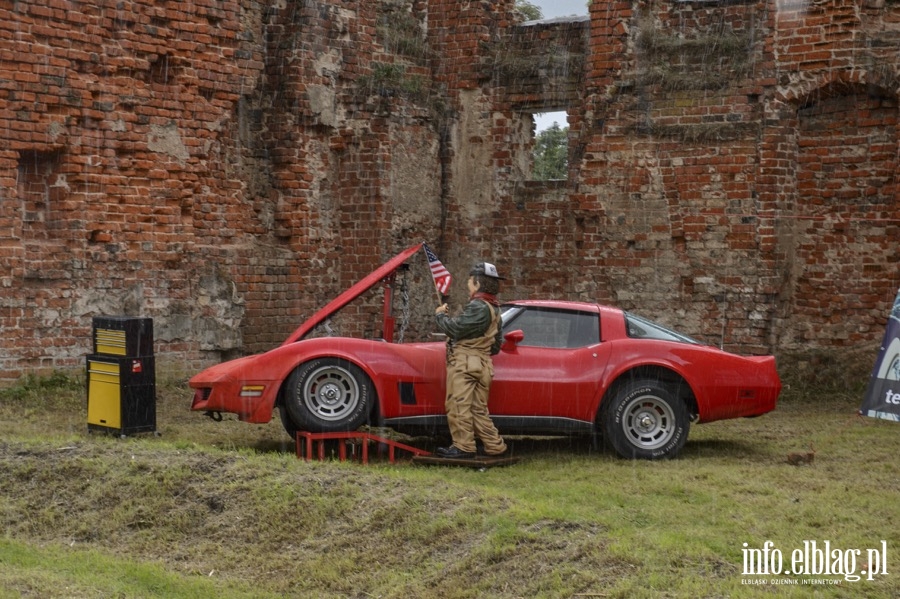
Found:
[501,329,524,352]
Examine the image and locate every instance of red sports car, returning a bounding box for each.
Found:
[189,243,781,459]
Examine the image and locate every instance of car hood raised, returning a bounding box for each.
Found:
[280,242,424,346]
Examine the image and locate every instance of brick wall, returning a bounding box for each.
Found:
[566,0,899,355]
[1,0,266,380]
[0,0,898,383]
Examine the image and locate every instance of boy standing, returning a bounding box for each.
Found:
[434,262,508,459]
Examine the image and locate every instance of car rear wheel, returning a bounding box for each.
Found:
[601,379,689,459]
[283,358,374,433]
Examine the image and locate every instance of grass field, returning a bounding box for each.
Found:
[1,361,898,598]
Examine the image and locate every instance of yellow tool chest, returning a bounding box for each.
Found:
[86,316,156,436]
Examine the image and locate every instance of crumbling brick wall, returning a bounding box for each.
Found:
[0,0,446,382]
[0,0,897,383]
[568,0,898,355]
[1,0,268,380]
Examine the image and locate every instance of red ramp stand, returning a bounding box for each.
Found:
[296,431,431,464]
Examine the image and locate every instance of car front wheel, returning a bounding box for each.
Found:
[283,358,374,433]
[601,379,689,459]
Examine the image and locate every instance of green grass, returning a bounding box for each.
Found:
[1,369,899,598]
[0,537,276,599]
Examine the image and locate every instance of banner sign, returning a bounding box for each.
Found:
[860,288,900,421]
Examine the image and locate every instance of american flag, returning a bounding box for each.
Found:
[423,243,452,295]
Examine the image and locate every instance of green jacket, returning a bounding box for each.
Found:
[435,299,503,355]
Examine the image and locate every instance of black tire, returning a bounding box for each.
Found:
[278,405,300,439]
[601,379,690,459]
[283,358,374,433]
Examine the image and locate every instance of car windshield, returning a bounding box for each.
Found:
[500,304,520,326]
[624,312,700,344]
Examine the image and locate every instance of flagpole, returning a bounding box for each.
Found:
[433,283,445,306]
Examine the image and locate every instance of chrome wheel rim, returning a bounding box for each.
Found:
[300,365,360,422]
[622,394,676,450]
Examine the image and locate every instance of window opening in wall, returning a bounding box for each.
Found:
[17,151,63,231]
[521,0,588,20]
[532,110,569,180]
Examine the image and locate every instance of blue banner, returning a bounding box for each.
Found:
[860,288,900,422]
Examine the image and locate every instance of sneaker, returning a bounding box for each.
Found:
[436,446,476,460]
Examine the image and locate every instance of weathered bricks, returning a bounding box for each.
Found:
[0,0,897,383]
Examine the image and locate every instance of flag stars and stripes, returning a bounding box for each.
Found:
[423,243,452,295]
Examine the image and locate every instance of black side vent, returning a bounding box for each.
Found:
[399,382,417,405]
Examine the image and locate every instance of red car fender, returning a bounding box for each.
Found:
[188,339,376,424]
[593,344,702,417]
[594,341,779,422]
[266,338,447,419]
[188,353,284,423]
[268,340,386,407]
